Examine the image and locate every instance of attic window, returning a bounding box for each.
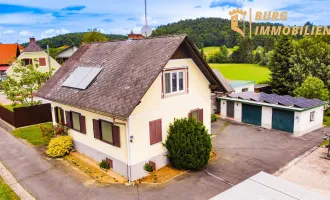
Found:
[62,67,102,90]
[164,70,186,95]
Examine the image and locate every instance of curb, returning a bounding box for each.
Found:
[273,146,318,176]
[0,162,35,200]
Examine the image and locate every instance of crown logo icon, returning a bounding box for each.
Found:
[229,8,247,16]
[229,8,247,38]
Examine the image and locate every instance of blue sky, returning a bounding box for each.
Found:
[0,0,329,43]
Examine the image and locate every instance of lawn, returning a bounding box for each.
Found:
[324,116,330,126]
[1,104,23,112]
[11,122,53,146]
[210,63,271,83]
[0,176,20,200]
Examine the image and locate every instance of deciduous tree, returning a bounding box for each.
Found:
[293,76,329,101]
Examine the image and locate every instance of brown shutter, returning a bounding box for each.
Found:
[29,59,33,64]
[54,107,59,123]
[65,111,72,128]
[80,115,86,134]
[156,119,162,143]
[199,109,203,123]
[186,69,189,93]
[188,111,192,118]
[149,121,155,145]
[112,125,120,147]
[59,108,64,124]
[93,119,101,140]
[39,58,46,66]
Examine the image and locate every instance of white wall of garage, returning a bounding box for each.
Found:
[219,99,324,136]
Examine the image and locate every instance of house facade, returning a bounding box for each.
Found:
[37,35,230,181]
[6,38,61,76]
[56,46,78,64]
[229,80,255,93]
[219,92,326,136]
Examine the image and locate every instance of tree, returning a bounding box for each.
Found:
[290,36,330,91]
[82,29,109,44]
[2,59,53,107]
[165,118,212,170]
[268,35,295,95]
[293,76,329,101]
[208,45,229,63]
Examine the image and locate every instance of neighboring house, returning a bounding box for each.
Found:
[230,80,255,93]
[36,35,230,181]
[212,69,234,114]
[219,91,326,136]
[6,38,61,77]
[255,84,271,93]
[0,44,21,79]
[56,45,78,64]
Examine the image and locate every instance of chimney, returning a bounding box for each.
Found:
[29,37,36,42]
[128,30,144,40]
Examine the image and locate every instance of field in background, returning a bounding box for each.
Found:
[202,46,233,59]
[210,63,270,83]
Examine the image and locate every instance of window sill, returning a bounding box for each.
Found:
[164,91,187,98]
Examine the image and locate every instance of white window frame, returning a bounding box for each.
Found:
[164,69,186,96]
[310,111,315,121]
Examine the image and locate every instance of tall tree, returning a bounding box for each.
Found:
[293,76,329,101]
[290,36,330,91]
[2,59,54,106]
[237,38,253,63]
[82,29,109,44]
[268,35,295,95]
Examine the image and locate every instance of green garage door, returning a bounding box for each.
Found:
[272,109,294,133]
[242,104,262,126]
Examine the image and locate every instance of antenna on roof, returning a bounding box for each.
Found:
[141,0,152,37]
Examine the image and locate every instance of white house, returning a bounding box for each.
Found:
[229,80,255,93]
[219,91,326,136]
[56,45,78,64]
[36,35,230,181]
[6,38,61,76]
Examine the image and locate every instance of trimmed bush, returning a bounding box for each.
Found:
[99,159,110,169]
[211,114,219,122]
[165,118,212,170]
[46,136,73,158]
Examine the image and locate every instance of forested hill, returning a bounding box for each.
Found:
[21,33,127,49]
[152,17,282,48]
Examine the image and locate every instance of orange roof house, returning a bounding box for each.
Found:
[0,44,21,72]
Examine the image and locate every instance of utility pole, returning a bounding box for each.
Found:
[47,45,51,73]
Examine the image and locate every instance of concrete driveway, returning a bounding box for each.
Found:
[0,119,326,200]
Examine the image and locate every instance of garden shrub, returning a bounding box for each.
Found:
[144,163,153,172]
[211,114,219,122]
[165,118,212,171]
[46,136,73,158]
[99,159,110,169]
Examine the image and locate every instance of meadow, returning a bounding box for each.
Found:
[209,63,271,83]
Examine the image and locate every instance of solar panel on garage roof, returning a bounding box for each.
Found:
[226,92,325,109]
[62,67,102,90]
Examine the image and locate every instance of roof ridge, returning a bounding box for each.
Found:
[82,34,187,45]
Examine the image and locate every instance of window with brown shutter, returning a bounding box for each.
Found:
[93,119,120,147]
[54,107,65,124]
[189,109,203,124]
[39,58,46,66]
[65,111,85,134]
[80,115,86,134]
[149,119,162,145]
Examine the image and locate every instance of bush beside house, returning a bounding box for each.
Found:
[165,118,212,171]
[46,136,73,158]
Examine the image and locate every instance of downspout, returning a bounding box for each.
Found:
[125,117,132,182]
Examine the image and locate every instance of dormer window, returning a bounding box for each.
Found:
[164,69,187,96]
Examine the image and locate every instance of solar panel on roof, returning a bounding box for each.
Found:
[62,67,102,90]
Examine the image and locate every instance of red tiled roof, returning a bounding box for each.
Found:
[24,41,43,52]
[0,44,20,65]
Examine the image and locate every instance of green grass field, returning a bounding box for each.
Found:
[210,63,271,83]
[11,122,53,146]
[0,176,19,200]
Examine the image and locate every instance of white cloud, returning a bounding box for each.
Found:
[98,28,106,34]
[0,13,54,25]
[19,30,33,37]
[40,28,70,38]
[3,30,15,34]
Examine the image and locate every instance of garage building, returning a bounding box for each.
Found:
[218,92,327,136]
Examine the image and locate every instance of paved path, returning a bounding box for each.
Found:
[0,120,326,200]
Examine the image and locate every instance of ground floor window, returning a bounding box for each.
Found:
[101,120,113,144]
[310,111,315,121]
[149,119,162,145]
[93,119,121,147]
[189,109,203,123]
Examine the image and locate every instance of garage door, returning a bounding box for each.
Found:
[227,101,234,118]
[242,104,262,126]
[272,109,294,133]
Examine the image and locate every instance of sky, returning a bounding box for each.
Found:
[0,0,329,43]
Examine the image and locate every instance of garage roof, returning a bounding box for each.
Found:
[221,91,325,110]
[210,172,328,200]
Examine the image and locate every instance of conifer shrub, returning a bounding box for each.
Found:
[165,118,212,170]
[46,136,73,158]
